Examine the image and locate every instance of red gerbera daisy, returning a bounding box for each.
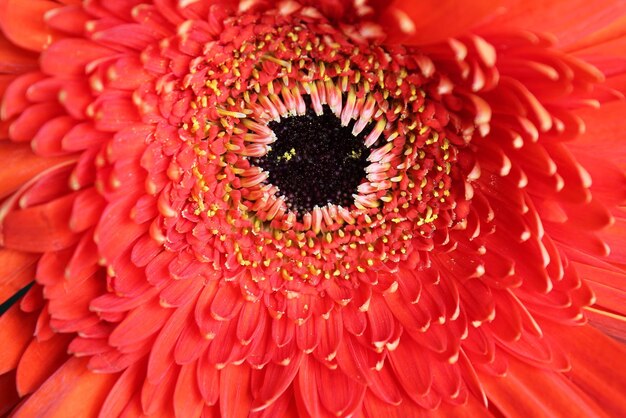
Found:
[0,0,625,417]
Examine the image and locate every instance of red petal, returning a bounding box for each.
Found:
[174,362,204,418]
[584,308,626,342]
[219,364,253,418]
[92,23,159,51]
[31,115,76,156]
[251,351,303,412]
[141,365,176,416]
[130,234,163,266]
[296,316,321,353]
[481,353,611,418]
[93,96,141,132]
[271,316,295,347]
[40,38,114,76]
[44,5,91,36]
[96,197,147,263]
[388,335,432,400]
[147,301,192,384]
[99,362,145,418]
[174,315,210,364]
[313,359,366,417]
[236,301,267,346]
[313,311,342,363]
[197,352,220,406]
[545,322,626,416]
[366,295,395,350]
[0,33,38,73]
[335,332,402,405]
[9,102,64,142]
[108,298,171,348]
[365,390,491,417]
[159,276,204,307]
[210,284,243,321]
[17,163,72,209]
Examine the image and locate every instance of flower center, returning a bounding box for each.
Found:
[255,103,370,214]
[140,6,475,286]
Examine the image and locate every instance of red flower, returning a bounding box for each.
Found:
[1,0,625,416]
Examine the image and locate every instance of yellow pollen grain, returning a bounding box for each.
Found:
[281,269,293,281]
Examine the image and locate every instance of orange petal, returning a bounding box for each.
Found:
[567,14,626,52]
[484,0,626,46]
[584,307,626,342]
[0,249,37,305]
[12,357,119,418]
[380,0,506,45]
[0,142,71,199]
[0,304,37,374]
[0,33,39,74]
[0,192,79,252]
[0,0,62,51]
[1,72,46,120]
[0,370,20,416]
[15,333,72,396]
[544,322,626,417]
[99,362,146,418]
[480,352,614,417]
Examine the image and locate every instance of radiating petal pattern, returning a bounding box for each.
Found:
[0,0,625,417]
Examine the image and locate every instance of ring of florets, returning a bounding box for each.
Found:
[145,9,470,286]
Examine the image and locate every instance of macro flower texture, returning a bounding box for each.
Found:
[1,0,626,416]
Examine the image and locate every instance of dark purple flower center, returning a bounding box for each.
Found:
[255,103,371,213]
